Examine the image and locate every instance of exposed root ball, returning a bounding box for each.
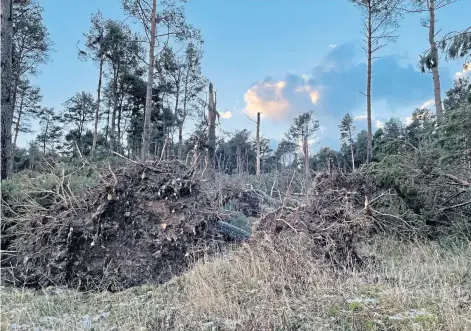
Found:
[1,161,230,291]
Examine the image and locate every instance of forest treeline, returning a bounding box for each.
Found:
[1,0,470,175]
[1,0,470,237]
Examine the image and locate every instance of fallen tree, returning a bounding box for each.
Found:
[1,161,246,291]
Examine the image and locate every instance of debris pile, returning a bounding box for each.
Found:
[1,161,237,291]
[256,171,374,267]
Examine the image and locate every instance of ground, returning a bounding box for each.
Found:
[2,237,470,331]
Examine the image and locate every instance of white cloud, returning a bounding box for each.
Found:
[354,115,367,121]
[243,80,290,120]
[375,120,384,129]
[294,84,320,104]
[220,111,232,119]
[329,44,337,49]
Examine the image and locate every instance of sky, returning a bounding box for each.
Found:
[23,0,471,151]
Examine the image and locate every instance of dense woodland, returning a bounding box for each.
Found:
[1,0,470,236]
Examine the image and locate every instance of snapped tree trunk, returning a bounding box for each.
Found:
[141,0,157,160]
[366,5,373,163]
[428,0,443,119]
[1,0,14,179]
[92,55,104,152]
[207,82,216,170]
[256,112,261,176]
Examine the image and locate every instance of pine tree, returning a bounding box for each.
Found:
[62,92,96,155]
[285,110,320,179]
[36,107,62,154]
[12,79,42,148]
[349,0,402,162]
[339,113,356,171]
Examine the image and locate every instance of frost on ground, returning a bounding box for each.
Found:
[2,238,470,331]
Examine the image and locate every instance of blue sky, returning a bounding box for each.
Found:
[23,0,471,151]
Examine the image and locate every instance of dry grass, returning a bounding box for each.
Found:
[1,235,470,331]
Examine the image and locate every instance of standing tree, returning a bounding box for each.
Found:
[1,0,14,179]
[158,46,184,158]
[275,139,297,168]
[80,11,107,153]
[408,0,459,119]
[350,0,402,162]
[339,113,356,171]
[62,92,96,155]
[285,110,320,179]
[101,19,142,152]
[12,79,42,148]
[36,108,62,154]
[122,0,199,159]
[179,42,206,160]
[1,0,51,178]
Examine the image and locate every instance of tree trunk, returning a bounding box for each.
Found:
[13,92,25,148]
[173,84,180,159]
[92,55,104,152]
[141,0,157,160]
[110,103,117,152]
[1,0,14,179]
[105,97,111,144]
[428,0,443,119]
[179,74,190,161]
[43,117,50,154]
[236,146,241,175]
[304,135,309,180]
[366,5,373,163]
[178,123,183,160]
[349,128,355,171]
[207,82,216,170]
[117,82,125,149]
[256,112,261,176]
[109,67,120,152]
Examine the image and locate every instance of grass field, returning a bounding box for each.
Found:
[2,235,470,331]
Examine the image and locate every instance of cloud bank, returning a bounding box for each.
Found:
[239,43,452,150]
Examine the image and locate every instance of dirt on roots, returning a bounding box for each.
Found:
[256,171,375,267]
[1,161,236,291]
